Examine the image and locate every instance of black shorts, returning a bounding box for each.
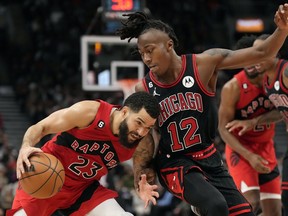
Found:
[155,149,253,215]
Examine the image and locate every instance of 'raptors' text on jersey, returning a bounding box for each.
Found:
[233,70,275,143]
[42,100,136,183]
[143,54,217,154]
[264,59,288,123]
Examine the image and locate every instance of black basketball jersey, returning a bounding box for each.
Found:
[264,59,288,124]
[142,54,217,155]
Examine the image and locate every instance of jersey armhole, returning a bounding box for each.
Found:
[142,78,149,92]
[192,54,215,97]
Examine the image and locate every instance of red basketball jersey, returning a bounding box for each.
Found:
[42,100,136,185]
[227,70,276,165]
[232,70,275,143]
[7,100,137,216]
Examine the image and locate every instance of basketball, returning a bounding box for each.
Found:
[19,152,65,199]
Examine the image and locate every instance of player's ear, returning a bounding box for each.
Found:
[121,106,130,118]
[167,39,174,51]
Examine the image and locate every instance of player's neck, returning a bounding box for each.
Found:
[154,55,182,84]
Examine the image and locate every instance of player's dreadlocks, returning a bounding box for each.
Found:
[116,11,179,47]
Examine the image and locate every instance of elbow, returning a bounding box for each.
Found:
[218,124,230,141]
[254,46,276,62]
[218,124,226,136]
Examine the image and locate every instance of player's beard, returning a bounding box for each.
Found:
[244,68,265,79]
[118,119,143,149]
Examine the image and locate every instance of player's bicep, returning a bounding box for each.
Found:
[37,101,99,135]
[202,47,264,70]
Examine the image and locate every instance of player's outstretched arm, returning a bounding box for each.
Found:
[16,100,100,179]
[226,109,283,136]
[199,4,288,74]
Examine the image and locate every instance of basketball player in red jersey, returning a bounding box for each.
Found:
[7,91,160,216]
[218,35,281,216]
[116,4,288,216]
[226,34,288,216]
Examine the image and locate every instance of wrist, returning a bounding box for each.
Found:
[243,151,254,161]
[252,117,260,127]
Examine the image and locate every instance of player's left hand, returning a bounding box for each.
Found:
[225,119,255,136]
[274,3,288,30]
[137,174,159,208]
[247,153,271,174]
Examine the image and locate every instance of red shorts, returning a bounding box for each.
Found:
[226,147,281,197]
[6,178,118,216]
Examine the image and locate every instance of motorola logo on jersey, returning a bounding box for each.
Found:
[97,121,105,128]
[182,76,194,88]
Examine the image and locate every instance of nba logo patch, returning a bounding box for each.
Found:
[97,121,105,128]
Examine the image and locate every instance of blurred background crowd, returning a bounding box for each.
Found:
[0,0,288,215]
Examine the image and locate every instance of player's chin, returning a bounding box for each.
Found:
[129,134,141,142]
[127,137,142,148]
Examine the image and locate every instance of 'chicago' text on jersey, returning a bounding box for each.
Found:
[158,92,203,126]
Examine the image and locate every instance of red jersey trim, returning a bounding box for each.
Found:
[192,54,215,97]
[279,61,288,94]
[184,144,216,160]
[282,181,288,190]
[228,203,252,216]
[142,78,149,92]
[264,59,282,89]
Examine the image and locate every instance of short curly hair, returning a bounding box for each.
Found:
[123,91,160,119]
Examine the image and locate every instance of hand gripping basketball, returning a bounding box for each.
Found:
[19,152,65,199]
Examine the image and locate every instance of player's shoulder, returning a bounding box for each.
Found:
[69,100,101,116]
[135,81,146,92]
[222,77,239,94]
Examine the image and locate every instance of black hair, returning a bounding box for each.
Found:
[123,91,160,119]
[116,11,179,47]
[256,34,281,58]
[234,35,257,50]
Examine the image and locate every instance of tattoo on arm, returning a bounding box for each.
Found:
[133,139,154,168]
[204,48,231,58]
[133,134,155,189]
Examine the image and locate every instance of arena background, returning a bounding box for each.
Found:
[0,1,288,215]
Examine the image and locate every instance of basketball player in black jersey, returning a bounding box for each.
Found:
[117,4,288,216]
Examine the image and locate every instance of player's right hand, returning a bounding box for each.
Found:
[247,153,271,174]
[137,174,159,208]
[16,146,43,179]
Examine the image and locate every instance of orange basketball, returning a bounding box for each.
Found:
[19,152,65,199]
